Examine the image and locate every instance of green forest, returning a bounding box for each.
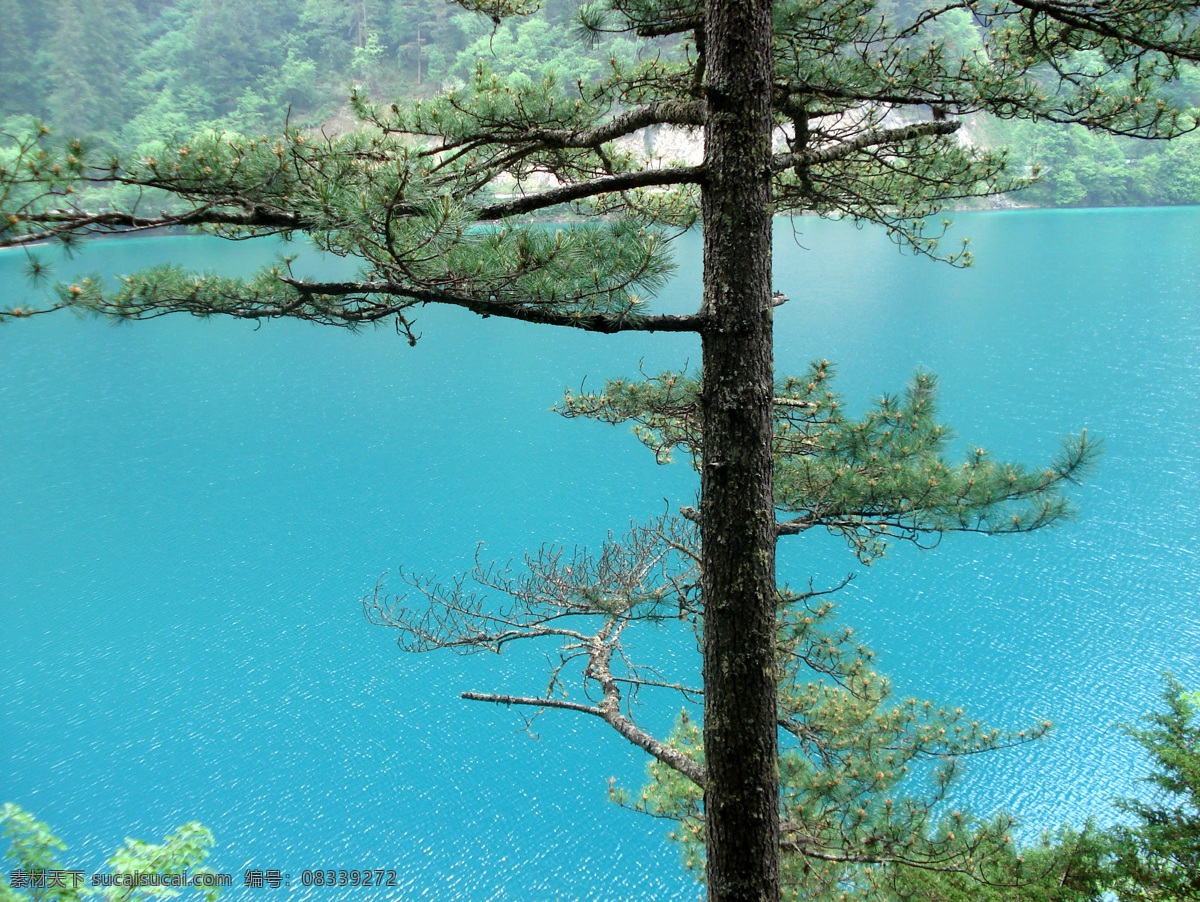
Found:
[0,0,644,152]
[3,0,1200,208]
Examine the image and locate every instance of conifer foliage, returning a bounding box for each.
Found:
[1102,679,1200,901]
[0,804,222,902]
[4,1,1200,900]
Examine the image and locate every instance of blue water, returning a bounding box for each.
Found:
[2,209,1198,898]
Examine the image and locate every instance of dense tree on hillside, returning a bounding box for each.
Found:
[0,0,35,122]
[389,1,460,87]
[5,0,1200,900]
[40,0,144,139]
[144,1,302,122]
[0,0,637,141]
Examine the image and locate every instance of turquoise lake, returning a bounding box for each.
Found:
[3,208,1199,899]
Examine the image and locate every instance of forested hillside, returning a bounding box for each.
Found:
[0,0,644,146]
[1,0,1199,207]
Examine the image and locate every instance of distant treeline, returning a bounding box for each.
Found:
[2,0,1199,209]
[0,0,642,142]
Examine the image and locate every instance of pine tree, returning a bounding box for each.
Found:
[1102,678,1200,901]
[5,2,1200,900]
[390,0,456,88]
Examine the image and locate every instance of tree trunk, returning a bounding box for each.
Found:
[700,2,780,901]
[416,23,423,87]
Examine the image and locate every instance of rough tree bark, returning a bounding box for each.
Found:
[699,2,781,900]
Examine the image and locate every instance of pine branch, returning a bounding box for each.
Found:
[1,206,308,248]
[2,171,702,245]
[0,302,71,322]
[1005,0,1200,62]
[272,278,703,333]
[773,120,962,171]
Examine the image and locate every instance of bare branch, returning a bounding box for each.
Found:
[462,685,709,787]
[476,165,705,220]
[462,692,600,716]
